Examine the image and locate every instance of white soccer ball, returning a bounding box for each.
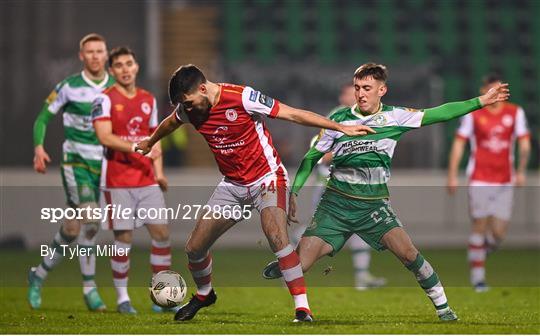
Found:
[149,270,187,308]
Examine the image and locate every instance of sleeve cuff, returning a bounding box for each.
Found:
[455,133,469,140]
[92,116,110,123]
[269,101,280,118]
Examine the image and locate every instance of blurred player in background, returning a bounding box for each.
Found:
[136,64,374,322]
[92,47,173,314]
[262,63,511,321]
[29,33,114,311]
[447,74,530,292]
[290,83,386,290]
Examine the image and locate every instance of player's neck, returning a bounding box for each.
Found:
[115,83,137,98]
[206,82,221,106]
[83,69,106,82]
[356,102,382,116]
[486,102,503,114]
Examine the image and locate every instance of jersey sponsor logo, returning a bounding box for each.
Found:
[126,116,143,135]
[91,97,104,118]
[226,109,238,121]
[339,140,378,155]
[141,102,151,115]
[502,114,513,127]
[481,125,509,153]
[212,126,229,144]
[114,104,124,112]
[258,94,274,108]
[372,114,387,126]
[249,90,258,102]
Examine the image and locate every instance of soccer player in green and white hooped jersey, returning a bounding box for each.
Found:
[262,63,510,321]
[28,33,115,311]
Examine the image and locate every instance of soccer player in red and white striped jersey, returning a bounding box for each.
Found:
[447,74,531,292]
[136,64,374,322]
[92,47,173,313]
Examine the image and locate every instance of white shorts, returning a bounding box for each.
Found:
[101,185,168,230]
[207,166,289,222]
[468,182,514,221]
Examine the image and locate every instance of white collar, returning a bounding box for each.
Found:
[350,103,383,119]
[81,71,109,89]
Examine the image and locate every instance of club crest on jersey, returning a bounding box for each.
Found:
[502,114,513,127]
[226,109,238,122]
[141,102,151,115]
[372,114,387,126]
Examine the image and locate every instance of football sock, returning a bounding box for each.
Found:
[350,235,371,281]
[188,253,213,299]
[275,244,310,313]
[77,224,98,295]
[111,240,131,304]
[35,227,77,280]
[406,253,449,314]
[151,239,171,275]
[468,233,486,285]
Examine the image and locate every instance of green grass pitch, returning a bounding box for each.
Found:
[1,248,538,334]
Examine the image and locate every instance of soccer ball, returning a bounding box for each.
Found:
[149,270,187,308]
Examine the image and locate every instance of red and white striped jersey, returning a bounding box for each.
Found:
[175,83,282,185]
[456,102,530,184]
[92,86,159,188]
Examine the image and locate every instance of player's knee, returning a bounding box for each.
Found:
[184,241,205,260]
[149,225,170,242]
[62,219,81,238]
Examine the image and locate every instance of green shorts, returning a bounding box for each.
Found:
[304,188,402,255]
[60,159,101,208]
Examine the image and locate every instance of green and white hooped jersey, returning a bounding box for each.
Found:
[314,104,424,199]
[45,72,115,169]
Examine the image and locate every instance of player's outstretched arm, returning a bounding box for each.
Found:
[447,137,467,195]
[421,83,510,126]
[276,103,375,136]
[94,120,136,153]
[288,147,325,223]
[136,112,182,155]
[33,109,54,174]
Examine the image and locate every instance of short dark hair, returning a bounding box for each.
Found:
[353,63,388,82]
[108,46,136,67]
[482,73,503,86]
[79,33,106,50]
[168,64,207,105]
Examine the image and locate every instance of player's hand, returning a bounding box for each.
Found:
[479,83,510,106]
[515,172,526,186]
[340,124,376,137]
[447,175,458,195]
[287,193,299,225]
[156,174,168,192]
[33,145,51,174]
[134,138,152,155]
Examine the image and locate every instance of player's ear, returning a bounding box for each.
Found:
[78,51,84,62]
[378,83,387,97]
[199,83,207,94]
